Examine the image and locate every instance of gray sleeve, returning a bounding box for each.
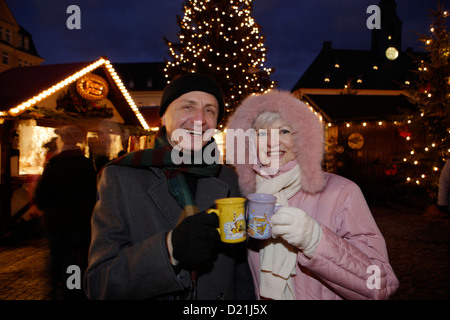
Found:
[84,167,190,300]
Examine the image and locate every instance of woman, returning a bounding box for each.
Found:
[226,90,399,300]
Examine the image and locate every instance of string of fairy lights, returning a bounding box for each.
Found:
[305,101,448,187]
[0,58,150,131]
[308,110,444,186]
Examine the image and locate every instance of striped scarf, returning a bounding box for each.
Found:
[106,127,220,224]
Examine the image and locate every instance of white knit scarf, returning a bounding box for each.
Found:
[255,164,301,300]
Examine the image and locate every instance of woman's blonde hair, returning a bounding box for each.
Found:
[252,111,282,130]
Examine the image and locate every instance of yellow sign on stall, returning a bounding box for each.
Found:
[76,73,109,101]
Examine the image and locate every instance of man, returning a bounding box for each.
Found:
[84,73,254,300]
[34,125,97,299]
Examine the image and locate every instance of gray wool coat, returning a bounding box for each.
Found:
[84,164,254,300]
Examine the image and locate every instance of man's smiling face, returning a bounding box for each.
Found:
[162,91,219,151]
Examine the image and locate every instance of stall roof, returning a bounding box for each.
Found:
[303,93,415,122]
[0,57,150,130]
[0,62,87,109]
[292,41,428,92]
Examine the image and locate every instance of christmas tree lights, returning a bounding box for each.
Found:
[164,0,276,126]
[397,5,450,200]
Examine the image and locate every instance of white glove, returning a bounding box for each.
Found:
[271,206,323,258]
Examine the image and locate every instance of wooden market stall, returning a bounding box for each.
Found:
[0,57,154,232]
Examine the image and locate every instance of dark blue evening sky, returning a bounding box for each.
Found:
[7,0,438,90]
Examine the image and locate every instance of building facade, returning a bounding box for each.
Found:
[0,0,44,73]
[291,0,426,193]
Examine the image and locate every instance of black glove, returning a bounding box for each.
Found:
[171,211,220,268]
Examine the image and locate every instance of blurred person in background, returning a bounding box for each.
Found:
[34,125,97,300]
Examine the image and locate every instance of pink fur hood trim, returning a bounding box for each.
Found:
[226,90,325,195]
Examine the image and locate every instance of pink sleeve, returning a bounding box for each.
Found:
[298,184,399,300]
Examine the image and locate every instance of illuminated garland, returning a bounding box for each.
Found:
[0,58,150,131]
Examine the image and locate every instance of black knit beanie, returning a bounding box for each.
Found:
[159,73,225,122]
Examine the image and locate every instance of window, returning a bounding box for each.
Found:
[18,34,23,47]
[146,78,153,88]
[24,37,29,50]
[2,52,9,65]
[0,26,3,40]
[17,120,58,175]
[5,29,11,43]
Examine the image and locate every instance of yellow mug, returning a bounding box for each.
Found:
[206,197,246,243]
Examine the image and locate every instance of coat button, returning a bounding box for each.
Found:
[216,292,225,300]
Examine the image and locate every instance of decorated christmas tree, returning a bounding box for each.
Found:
[164,0,276,126]
[398,5,450,201]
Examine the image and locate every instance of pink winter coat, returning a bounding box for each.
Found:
[226,90,399,300]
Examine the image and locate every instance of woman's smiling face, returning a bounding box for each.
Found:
[254,113,296,169]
